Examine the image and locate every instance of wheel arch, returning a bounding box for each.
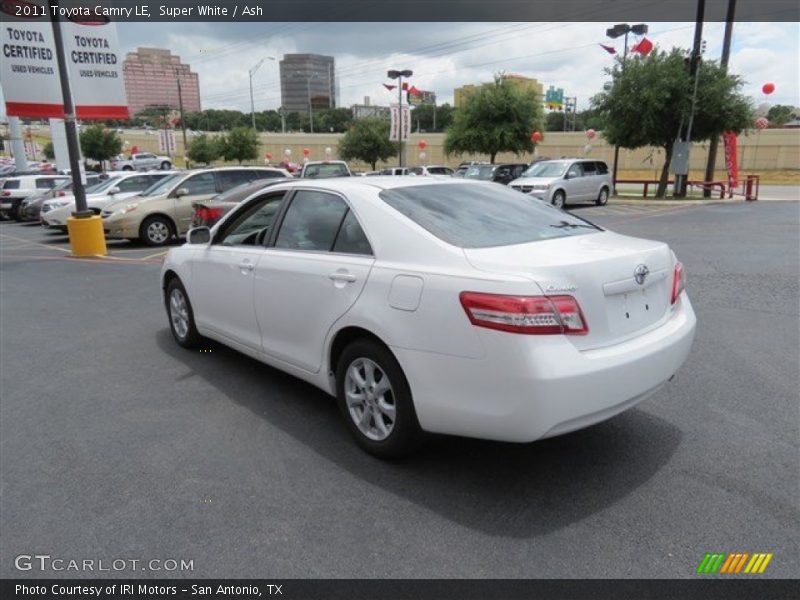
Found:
[140,212,178,238]
[328,326,395,383]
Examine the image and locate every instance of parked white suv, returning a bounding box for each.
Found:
[1,175,70,220]
[509,159,612,207]
[111,152,173,172]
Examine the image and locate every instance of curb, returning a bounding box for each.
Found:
[609,197,743,206]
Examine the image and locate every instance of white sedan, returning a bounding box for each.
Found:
[161,178,696,457]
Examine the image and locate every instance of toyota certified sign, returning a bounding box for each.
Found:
[0,2,128,119]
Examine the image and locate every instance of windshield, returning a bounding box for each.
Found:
[139,173,184,197]
[464,165,497,180]
[380,183,599,249]
[303,163,350,178]
[87,177,123,193]
[522,161,570,178]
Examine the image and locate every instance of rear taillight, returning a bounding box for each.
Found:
[671,262,685,305]
[57,191,66,197]
[459,292,588,335]
[1,191,9,197]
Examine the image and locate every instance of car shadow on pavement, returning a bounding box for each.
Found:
[156,329,682,539]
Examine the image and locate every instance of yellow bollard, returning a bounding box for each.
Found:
[67,215,107,257]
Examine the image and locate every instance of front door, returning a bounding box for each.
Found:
[189,192,287,349]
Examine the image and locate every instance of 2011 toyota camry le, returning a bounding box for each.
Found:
[161,178,696,458]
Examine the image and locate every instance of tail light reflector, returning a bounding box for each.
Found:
[671,262,685,304]
[459,292,588,335]
[1,191,10,197]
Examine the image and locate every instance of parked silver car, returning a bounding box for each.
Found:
[509,159,611,207]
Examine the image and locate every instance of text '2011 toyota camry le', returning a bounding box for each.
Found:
[161,178,696,457]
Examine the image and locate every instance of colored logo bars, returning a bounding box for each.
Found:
[697,552,773,574]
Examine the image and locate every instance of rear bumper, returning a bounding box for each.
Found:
[392,295,696,443]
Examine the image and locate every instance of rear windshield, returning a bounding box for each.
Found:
[380,183,599,249]
[303,163,350,178]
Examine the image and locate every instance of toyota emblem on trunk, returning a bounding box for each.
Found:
[634,264,650,285]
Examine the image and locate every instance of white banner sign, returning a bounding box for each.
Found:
[158,129,176,155]
[389,104,410,142]
[0,8,128,120]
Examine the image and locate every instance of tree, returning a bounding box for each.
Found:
[42,141,55,160]
[766,104,796,127]
[339,118,398,170]
[444,75,544,163]
[79,124,122,170]
[545,111,566,132]
[313,107,353,133]
[592,48,753,197]
[186,134,220,166]
[218,127,259,164]
[410,103,455,132]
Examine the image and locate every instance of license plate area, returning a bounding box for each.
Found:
[606,286,667,336]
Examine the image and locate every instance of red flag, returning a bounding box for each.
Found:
[631,37,653,55]
[383,83,396,91]
[599,44,617,55]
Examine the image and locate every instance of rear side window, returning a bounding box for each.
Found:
[427,167,453,175]
[3,180,20,190]
[582,162,597,174]
[596,162,609,174]
[36,178,61,189]
[332,210,372,255]
[275,191,349,251]
[218,170,258,190]
[380,183,599,249]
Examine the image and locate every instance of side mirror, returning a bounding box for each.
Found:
[174,187,189,198]
[108,187,121,195]
[564,172,573,180]
[187,227,211,245]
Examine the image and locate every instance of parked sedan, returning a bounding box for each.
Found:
[161,178,696,458]
[463,163,529,185]
[19,174,104,221]
[191,177,292,228]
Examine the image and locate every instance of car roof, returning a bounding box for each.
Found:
[267,175,475,193]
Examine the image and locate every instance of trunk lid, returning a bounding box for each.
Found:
[463,231,674,350]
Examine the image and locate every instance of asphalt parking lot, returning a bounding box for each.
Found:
[1,199,798,579]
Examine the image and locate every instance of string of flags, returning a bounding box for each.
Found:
[599,37,653,56]
[383,82,423,96]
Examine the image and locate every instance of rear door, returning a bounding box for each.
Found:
[580,161,599,200]
[254,189,374,372]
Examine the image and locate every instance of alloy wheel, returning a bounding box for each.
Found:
[344,358,396,441]
[169,288,190,340]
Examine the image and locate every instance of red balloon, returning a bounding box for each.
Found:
[762,83,775,95]
[131,145,139,155]
[531,131,542,142]
[756,117,769,130]
[265,152,273,160]
[586,129,596,140]
[303,147,311,156]
[417,140,427,150]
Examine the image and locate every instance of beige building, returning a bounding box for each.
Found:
[123,48,201,116]
[454,74,544,108]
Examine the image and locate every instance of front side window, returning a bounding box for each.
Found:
[118,175,155,192]
[275,191,349,251]
[380,183,599,249]
[218,194,285,246]
[181,173,217,195]
[566,163,584,179]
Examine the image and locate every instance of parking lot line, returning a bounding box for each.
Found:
[0,232,72,253]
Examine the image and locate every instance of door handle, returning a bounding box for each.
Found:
[329,271,356,283]
[239,260,254,273]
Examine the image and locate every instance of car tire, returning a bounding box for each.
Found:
[596,187,609,206]
[165,278,202,348]
[552,190,566,208]
[161,161,172,170]
[336,339,423,459]
[140,215,174,247]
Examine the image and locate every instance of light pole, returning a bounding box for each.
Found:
[606,23,648,194]
[388,69,413,167]
[249,57,275,130]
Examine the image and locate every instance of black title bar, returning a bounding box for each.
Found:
[2,0,799,22]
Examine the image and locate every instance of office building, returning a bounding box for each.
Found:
[123,48,201,116]
[280,54,337,115]
[454,74,543,108]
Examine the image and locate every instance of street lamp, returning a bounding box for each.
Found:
[249,56,276,130]
[387,69,413,167]
[606,23,648,193]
